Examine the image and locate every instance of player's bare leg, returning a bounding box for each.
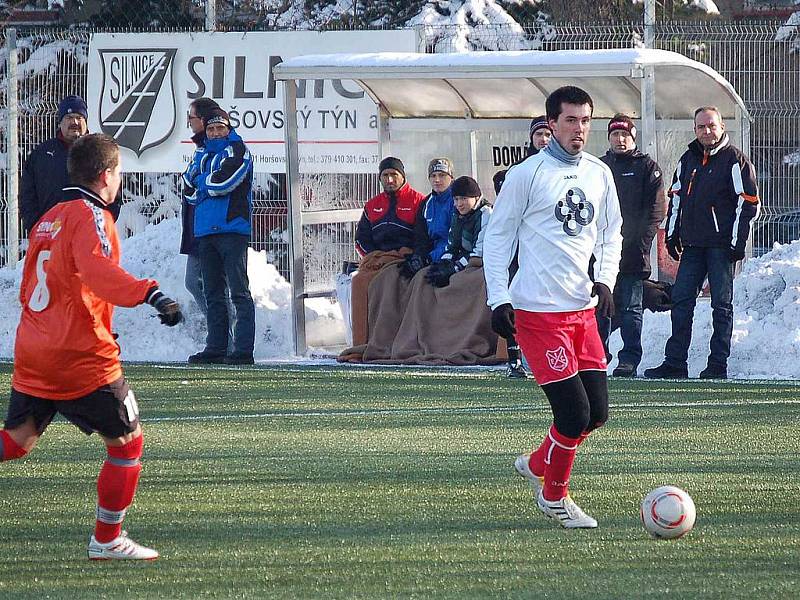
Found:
[0,417,40,462]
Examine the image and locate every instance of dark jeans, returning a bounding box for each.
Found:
[197,234,255,356]
[597,273,643,368]
[664,246,733,369]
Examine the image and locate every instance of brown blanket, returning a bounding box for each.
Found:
[340,263,502,366]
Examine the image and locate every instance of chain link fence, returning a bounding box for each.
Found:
[2,19,800,286]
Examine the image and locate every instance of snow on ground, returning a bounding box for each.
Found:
[0,219,344,363]
[1,218,800,378]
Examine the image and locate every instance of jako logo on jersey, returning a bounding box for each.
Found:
[554,187,595,237]
[98,48,178,157]
[563,174,578,180]
[545,347,569,372]
[36,218,63,239]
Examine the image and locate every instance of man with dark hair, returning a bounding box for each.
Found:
[181,97,220,314]
[484,85,622,528]
[645,106,759,380]
[598,114,665,377]
[1,133,182,560]
[185,108,256,365]
[19,94,91,232]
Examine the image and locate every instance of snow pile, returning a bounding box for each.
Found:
[0,218,344,362]
[408,0,554,52]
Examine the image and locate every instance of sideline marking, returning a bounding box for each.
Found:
[141,398,800,424]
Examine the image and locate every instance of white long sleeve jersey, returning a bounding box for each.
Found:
[483,150,623,312]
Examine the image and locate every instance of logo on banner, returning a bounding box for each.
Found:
[545,346,569,372]
[98,48,177,156]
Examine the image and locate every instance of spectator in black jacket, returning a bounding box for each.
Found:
[645,106,760,380]
[19,95,89,232]
[181,97,220,314]
[598,114,665,377]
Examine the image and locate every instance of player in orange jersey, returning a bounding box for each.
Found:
[0,133,182,560]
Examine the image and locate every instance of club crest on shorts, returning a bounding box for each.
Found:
[98,48,177,156]
[545,346,569,372]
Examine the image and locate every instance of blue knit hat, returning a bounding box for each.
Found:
[58,95,88,121]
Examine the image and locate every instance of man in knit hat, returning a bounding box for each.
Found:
[19,94,92,232]
[345,157,426,349]
[402,157,455,279]
[598,113,665,378]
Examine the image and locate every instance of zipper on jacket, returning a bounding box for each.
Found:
[686,168,698,197]
[711,206,720,233]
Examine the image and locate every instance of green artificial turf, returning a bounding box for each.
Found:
[0,363,798,599]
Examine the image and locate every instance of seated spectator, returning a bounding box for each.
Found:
[347,157,426,348]
[342,176,503,366]
[401,158,455,279]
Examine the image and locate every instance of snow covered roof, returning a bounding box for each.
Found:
[273,49,748,121]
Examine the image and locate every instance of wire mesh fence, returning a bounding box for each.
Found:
[3,19,800,288]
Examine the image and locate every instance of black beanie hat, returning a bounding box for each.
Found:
[58,95,88,121]
[451,175,481,198]
[608,114,637,139]
[379,156,405,178]
[203,107,231,130]
[529,115,550,138]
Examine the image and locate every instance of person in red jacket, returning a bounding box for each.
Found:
[348,157,425,347]
[1,134,183,561]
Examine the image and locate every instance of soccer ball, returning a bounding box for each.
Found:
[640,486,696,539]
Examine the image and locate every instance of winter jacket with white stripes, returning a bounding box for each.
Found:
[184,129,253,238]
[665,135,759,254]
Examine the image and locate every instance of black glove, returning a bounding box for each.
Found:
[399,253,429,279]
[425,260,456,287]
[666,237,682,262]
[491,303,516,339]
[592,282,615,319]
[730,246,745,262]
[145,287,183,327]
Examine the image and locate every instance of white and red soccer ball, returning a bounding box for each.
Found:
[640,486,696,539]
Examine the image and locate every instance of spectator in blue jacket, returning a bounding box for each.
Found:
[400,157,455,278]
[181,97,220,314]
[185,108,255,365]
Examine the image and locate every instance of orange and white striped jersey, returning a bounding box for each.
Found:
[12,186,156,400]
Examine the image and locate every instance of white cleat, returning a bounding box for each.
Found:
[514,454,544,495]
[88,531,159,561]
[536,491,598,529]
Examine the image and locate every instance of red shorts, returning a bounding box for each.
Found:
[515,309,607,385]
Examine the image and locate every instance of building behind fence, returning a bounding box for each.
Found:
[2,20,800,292]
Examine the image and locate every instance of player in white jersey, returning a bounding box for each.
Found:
[483,86,623,528]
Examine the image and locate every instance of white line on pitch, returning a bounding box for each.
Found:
[142,398,800,424]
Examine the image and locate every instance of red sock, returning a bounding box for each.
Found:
[543,425,581,501]
[1,430,28,462]
[530,429,588,477]
[95,434,143,543]
[528,434,549,478]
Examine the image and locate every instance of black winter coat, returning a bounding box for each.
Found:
[601,149,665,277]
[20,135,70,232]
[666,136,759,253]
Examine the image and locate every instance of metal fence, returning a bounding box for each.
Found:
[3,20,800,289]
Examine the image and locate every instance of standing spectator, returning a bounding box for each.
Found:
[493,115,551,194]
[645,107,759,380]
[598,114,665,377]
[181,97,219,314]
[401,157,455,279]
[348,157,426,347]
[1,133,182,560]
[185,108,255,365]
[483,86,622,528]
[19,95,91,232]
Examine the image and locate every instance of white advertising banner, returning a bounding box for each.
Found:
[87,31,419,173]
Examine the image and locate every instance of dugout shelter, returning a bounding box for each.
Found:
[273,48,750,355]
